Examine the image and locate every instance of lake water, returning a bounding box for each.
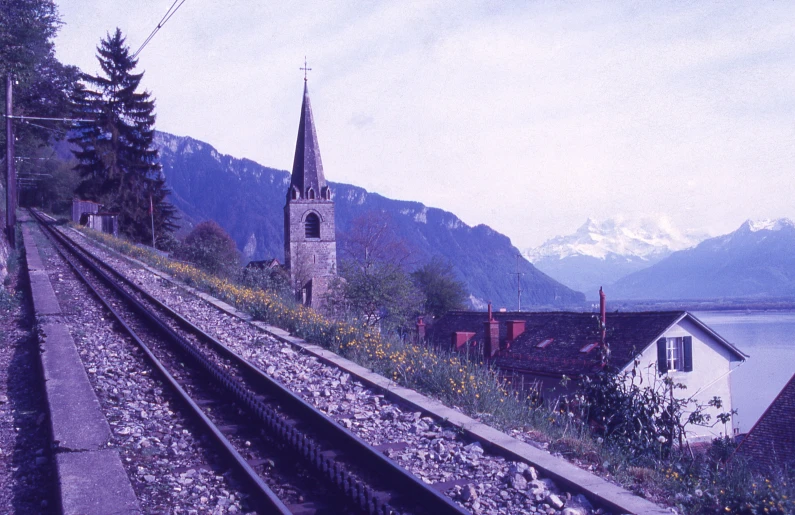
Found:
[693,310,795,433]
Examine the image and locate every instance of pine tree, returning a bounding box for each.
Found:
[70,28,176,244]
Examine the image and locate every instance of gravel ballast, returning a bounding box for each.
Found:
[63,227,619,515]
[31,224,252,514]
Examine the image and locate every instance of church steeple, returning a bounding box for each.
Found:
[288,82,328,200]
[284,71,337,309]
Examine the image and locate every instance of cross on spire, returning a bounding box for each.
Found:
[300,57,312,82]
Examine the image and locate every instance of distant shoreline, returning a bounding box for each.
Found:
[584,298,795,313]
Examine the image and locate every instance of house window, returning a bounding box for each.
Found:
[667,337,683,371]
[657,336,693,373]
[305,213,320,238]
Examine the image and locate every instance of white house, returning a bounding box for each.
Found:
[431,307,747,441]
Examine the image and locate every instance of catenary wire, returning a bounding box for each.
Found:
[132,0,188,59]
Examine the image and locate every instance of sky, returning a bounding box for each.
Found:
[54,1,795,249]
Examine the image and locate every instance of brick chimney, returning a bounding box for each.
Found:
[416,316,426,342]
[506,320,525,346]
[484,302,500,359]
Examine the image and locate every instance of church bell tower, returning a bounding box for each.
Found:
[284,74,336,307]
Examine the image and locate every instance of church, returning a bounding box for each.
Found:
[283,75,337,307]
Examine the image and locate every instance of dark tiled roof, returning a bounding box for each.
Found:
[430,310,687,376]
[246,258,281,269]
[289,82,327,196]
[735,372,795,471]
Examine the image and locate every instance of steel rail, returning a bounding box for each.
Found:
[34,211,470,515]
[32,210,293,515]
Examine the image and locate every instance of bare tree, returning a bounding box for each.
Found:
[340,210,413,272]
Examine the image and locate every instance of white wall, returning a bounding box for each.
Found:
[627,316,743,442]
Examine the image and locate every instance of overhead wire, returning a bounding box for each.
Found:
[132,0,188,59]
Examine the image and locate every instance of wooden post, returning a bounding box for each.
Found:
[149,194,156,249]
[5,74,16,248]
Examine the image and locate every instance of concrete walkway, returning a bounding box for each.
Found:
[21,214,140,515]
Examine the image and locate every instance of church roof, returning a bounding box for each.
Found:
[289,82,327,197]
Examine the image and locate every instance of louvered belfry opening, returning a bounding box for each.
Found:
[305,213,320,238]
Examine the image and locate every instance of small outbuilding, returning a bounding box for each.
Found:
[72,199,119,237]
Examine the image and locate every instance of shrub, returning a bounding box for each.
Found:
[177,220,240,277]
[577,359,734,461]
[235,265,292,300]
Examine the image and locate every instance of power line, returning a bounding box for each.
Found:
[132,0,188,59]
[5,114,94,122]
[19,119,70,136]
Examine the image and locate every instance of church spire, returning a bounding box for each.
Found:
[288,80,327,200]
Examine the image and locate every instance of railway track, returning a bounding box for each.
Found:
[32,210,469,515]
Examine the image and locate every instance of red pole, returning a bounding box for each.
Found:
[149,194,155,249]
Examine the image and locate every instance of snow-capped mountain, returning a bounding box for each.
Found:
[611,218,795,300]
[527,216,704,261]
[525,217,708,298]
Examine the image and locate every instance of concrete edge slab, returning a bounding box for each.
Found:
[76,232,669,515]
[22,223,142,514]
[57,450,141,515]
[39,321,113,451]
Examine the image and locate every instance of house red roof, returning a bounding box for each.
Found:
[430,310,745,377]
[735,372,795,471]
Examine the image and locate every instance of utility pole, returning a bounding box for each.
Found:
[5,74,16,248]
[150,194,156,249]
[511,254,525,311]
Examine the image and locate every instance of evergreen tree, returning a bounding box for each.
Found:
[70,28,176,244]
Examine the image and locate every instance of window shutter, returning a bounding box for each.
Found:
[657,338,668,373]
[683,336,693,372]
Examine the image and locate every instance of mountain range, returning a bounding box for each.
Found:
[154,132,585,309]
[526,217,705,298]
[609,218,795,300]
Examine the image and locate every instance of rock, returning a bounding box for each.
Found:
[144,475,156,482]
[510,473,528,490]
[525,466,539,480]
[461,484,478,502]
[546,493,565,510]
[530,479,549,497]
[464,442,484,454]
[509,461,528,475]
[570,494,593,511]
[539,477,558,493]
